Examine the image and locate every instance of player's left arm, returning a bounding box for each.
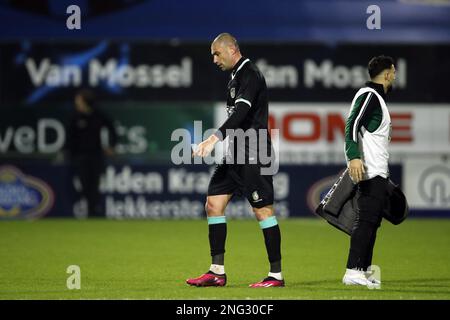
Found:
[215,71,259,139]
[98,110,118,156]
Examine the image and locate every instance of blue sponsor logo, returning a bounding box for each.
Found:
[0,166,54,219]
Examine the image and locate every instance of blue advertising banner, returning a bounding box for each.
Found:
[0,162,411,220]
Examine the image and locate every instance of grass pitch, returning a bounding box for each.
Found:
[0,218,449,300]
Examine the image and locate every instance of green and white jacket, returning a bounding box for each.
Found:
[345,82,391,180]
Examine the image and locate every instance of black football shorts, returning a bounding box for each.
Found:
[207,162,274,208]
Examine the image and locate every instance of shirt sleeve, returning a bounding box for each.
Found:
[99,110,118,147]
[215,71,260,140]
[344,91,379,160]
[234,70,259,108]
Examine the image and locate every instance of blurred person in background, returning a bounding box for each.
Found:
[67,89,118,218]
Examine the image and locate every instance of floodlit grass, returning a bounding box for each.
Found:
[1,218,449,300]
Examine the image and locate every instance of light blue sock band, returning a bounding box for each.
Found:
[259,216,278,229]
[207,216,226,225]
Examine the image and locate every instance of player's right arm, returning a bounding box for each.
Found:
[345,91,376,183]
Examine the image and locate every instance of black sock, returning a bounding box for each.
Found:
[209,223,227,265]
[262,225,282,273]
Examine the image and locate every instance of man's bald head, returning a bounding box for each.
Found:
[211,33,242,71]
[212,33,240,52]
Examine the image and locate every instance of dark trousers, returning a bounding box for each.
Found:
[73,154,104,217]
[347,175,388,270]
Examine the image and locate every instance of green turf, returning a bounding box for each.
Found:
[0,218,449,300]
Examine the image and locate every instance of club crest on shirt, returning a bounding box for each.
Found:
[230,87,235,99]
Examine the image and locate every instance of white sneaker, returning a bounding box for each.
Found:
[342,269,379,289]
[365,271,381,288]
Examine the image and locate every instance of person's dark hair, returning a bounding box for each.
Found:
[77,88,96,107]
[368,55,395,79]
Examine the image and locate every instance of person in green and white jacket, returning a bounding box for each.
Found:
[342,55,396,288]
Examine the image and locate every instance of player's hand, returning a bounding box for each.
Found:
[193,134,219,157]
[348,158,365,183]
